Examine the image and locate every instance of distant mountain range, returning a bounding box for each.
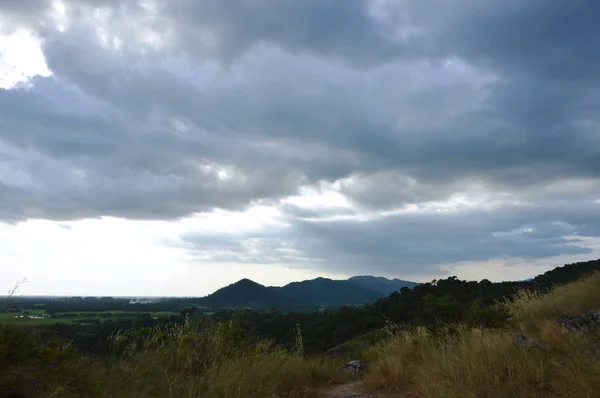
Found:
[348,276,418,295]
[199,276,418,310]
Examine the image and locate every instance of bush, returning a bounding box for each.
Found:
[0,325,88,398]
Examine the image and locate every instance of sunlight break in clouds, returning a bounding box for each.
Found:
[0,29,51,89]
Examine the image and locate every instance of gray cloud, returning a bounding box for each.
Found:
[287,204,598,274]
[180,199,600,275]
[1,0,600,274]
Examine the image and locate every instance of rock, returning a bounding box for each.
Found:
[589,343,600,357]
[340,360,365,373]
[558,310,600,333]
[513,334,545,348]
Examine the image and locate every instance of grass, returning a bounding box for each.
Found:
[0,309,45,321]
[1,319,348,397]
[0,310,179,325]
[2,316,89,325]
[508,271,600,334]
[362,271,600,398]
[324,329,388,360]
[91,321,348,398]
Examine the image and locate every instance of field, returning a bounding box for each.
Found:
[0,310,179,325]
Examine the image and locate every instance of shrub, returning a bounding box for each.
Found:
[0,325,88,398]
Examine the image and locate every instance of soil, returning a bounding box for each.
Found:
[319,381,375,398]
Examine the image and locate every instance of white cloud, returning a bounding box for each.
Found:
[0,29,51,89]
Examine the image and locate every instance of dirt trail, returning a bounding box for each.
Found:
[319,381,375,398]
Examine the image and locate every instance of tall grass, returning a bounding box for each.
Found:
[363,271,600,398]
[509,271,600,333]
[1,319,346,398]
[94,320,342,398]
[1,278,27,313]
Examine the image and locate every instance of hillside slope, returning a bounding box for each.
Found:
[363,270,600,398]
[199,277,385,309]
[200,278,288,308]
[280,277,382,306]
[348,275,418,295]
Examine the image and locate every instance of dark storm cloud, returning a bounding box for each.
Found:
[163,0,399,64]
[440,0,600,80]
[1,0,600,273]
[286,203,599,274]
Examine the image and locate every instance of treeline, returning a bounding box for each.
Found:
[208,259,600,353]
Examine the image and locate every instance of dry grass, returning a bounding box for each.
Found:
[2,320,346,398]
[509,271,600,333]
[363,272,600,398]
[84,321,346,398]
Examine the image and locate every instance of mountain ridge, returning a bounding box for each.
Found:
[348,275,419,295]
[199,275,418,309]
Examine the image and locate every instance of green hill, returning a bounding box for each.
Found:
[348,275,418,295]
[200,278,285,309]
[199,277,385,309]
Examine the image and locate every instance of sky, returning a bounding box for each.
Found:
[1,0,600,297]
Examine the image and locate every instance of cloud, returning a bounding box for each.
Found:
[178,186,600,276]
[1,0,600,281]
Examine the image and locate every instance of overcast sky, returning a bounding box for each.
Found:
[1,0,599,297]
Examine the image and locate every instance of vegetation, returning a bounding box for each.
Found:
[5,260,596,355]
[1,278,26,313]
[0,310,180,326]
[1,258,599,397]
[362,271,600,398]
[0,320,347,398]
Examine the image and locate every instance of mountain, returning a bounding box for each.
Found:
[199,276,402,309]
[201,278,287,309]
[348,276,418,295]
[280,277,382,306]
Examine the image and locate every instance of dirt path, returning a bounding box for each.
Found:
[319,381,375,398]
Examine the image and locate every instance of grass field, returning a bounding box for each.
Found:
[0,310,179,325]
